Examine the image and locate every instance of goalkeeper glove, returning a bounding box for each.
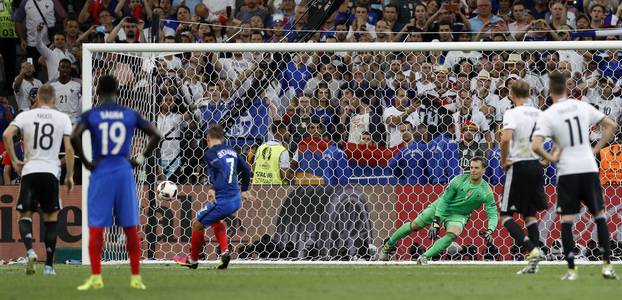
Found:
[428,216,441,240]
[481,229,494,244]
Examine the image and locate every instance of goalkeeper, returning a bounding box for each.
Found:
[380,157,498,264]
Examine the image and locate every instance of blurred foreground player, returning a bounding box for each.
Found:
[176,125,253,270]
[71,75,161,290]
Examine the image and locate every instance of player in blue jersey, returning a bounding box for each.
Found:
[71,75,161,290]
[175,124,253,270]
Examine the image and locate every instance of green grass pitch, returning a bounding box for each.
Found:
[1,264,619,299]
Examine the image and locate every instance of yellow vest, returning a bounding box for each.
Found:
[252,143,287,185]
[0,0,17,38]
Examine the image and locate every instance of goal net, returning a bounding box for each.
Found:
[82,41,622,264]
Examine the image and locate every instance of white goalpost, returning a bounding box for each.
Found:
[81,41,622,265]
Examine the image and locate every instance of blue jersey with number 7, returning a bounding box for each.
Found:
[78,101,150,173]
[204,144,251,202]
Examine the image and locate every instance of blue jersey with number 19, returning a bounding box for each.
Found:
[204,144,251,202]
[79,101,150,173]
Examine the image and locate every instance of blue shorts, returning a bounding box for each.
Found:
[88,167,139,227]
[196,199,240,227]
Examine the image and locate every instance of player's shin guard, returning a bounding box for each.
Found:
[422,232,457,258]
[89,227,104,275]
[561,222,576,269]
[526,220,541,247]
[211,221,228,253]
[123,227,141,275]
[43,221,58,267]
[502,217,534,251]
[595,216,611,264]
[18,217,34,251]
[190,230,205,262]
[387,221,414,247]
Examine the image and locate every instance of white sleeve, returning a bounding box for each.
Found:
[502,109,516,130]
[11,113,25,129]
[587,102,607,124]
[63,114,73,135]
[279,150,291,169]
[533,113,552,138]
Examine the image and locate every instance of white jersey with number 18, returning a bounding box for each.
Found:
[11,107,73,178]
[533,98,606,176]
[502,104,541,162]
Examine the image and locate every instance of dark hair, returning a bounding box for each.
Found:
[208,124,225,140]
[548,71,567,95]
[59,58,72,66]
[272,120,288,133]
[97,75,118,96]
[470,156,487,168]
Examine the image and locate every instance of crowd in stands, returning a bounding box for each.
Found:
[3,0,622,185]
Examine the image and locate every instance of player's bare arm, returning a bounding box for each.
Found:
[531,135,559,163]
[70,123,96,170]
[131,122,162,166]
[592,117,618,155]
[63,135,75,192]
[500,128,513,170]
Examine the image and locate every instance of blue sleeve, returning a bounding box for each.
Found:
[203,150,215,185]
[389,150,402,178]
[13,0,27,22]
[237,154,251,192]
[134,110,150,131]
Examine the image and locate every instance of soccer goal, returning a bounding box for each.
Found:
[81,41,622,265]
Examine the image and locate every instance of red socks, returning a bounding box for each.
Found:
[123,226,141,275]
[88,227,104,275]
[211,221,229,253]
[190,230,205,261]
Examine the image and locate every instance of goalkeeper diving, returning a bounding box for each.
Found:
[380,156,498,263]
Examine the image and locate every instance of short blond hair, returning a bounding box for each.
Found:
[37,84,56,104]
[510,80,530,98]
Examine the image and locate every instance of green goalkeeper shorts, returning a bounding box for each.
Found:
[414,201,469,232]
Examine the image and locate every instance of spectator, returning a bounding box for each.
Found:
[203,0,236,23]
[1,136,23,185]
[114,0,152,20]
[426,0,470,34]
[253,120,293,185]
[347,4,376,41]
[311,82,337,134]
[390,123,430,184]
[200,82,228,126]
[590,3,607,29]
[453,89,491,143]
[157,95,183,180]
[469,0,502,32]
[508,1,531,39]
[382,4,404,32]
[457,123,488,170]
[35,21,76,81]
[548,0,575,29]
[107,16,142,43]
[163,5,192,37]
[49,59,81,124]
[0,96,14,157]
[532,0,549,20]
[14,0,67,67]
[426,116,460,183]
[383,88,420,147]
[289,95,313,152]
[471,69,497,111]
[273,0,296,21]
[344,92,371,144]
[13,60,43,112]
[589,77,622,122]
[280,52,313,97]
[497,0,512,19]
[237,0,269,24]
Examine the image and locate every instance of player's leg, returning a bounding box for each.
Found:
[584,174,617,279]
[78,174,111,291]
[16,175,37,275]
[176,205,210,269]
[115,170,146,289]
[211,220,231,270]
[418,220,464,264]
[380,202,435,261]
[557,175,579,281]
[39,174,61,275]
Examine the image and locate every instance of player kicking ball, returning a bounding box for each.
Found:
[72,75,162,290]
[380,157,498,264]
[175,125,252,269]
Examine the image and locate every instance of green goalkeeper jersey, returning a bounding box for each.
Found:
[434,173,498,232]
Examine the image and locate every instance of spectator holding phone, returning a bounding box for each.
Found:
[469,0,502,32]
[383,88,421,147]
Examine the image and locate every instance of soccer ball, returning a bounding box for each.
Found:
[157,181,178,202]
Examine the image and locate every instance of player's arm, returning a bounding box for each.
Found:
[500,128,513,170]
[484,190,499,233]
[63,134,75,191]
[135,115,162,166]
[237,155,254,201]
[71,122,97,170]
[593,116,618,155]
[2,125,23,173]
[531,115,559,163]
